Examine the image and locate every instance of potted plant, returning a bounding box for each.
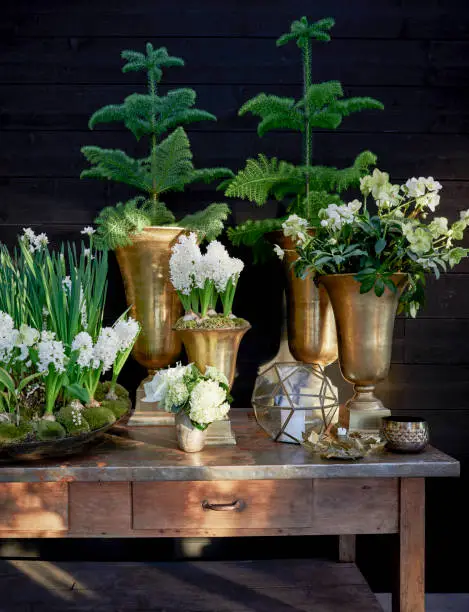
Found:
[143,363,232,452]
[290,170,469,431]
[0,229,140,459]
[80,43,234,419]
[224,16,383,367]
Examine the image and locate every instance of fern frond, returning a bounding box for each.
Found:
[149,127,194,193]
[81,146,151,193]
[228,218,284,263]
[330,150,378,192]
[187,167,235,186]
[93,200,144,251]
[178,203,230,242]
[121,43,184,83]
[277,16,335,49]
[303,81,343,112]
[88,104,127,130]
[239,94,304,136]
[329,97,384,117]
[141,199,176,226]
[225,155,306,205]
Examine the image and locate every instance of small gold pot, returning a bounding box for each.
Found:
[269,232,337,366]
[116,226,184,371]
[381,416,429,453]
[175,324,251,389]
[320,273,407,431]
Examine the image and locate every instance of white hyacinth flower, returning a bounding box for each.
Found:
[114,318,140,352]
[37,337,66,374]
[169,233,202,295]
[71,331,94,368]
[93,327,120,373]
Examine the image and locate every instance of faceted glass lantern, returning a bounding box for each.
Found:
[252,362,339,444]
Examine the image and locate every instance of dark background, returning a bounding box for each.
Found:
[2,0,469,594]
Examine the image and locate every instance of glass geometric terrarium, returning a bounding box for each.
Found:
[252,362,339,444]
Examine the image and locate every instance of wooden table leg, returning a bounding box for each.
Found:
[338,535,356,562]
[393,478,425,612]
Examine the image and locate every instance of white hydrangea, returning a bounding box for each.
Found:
[282,215,309,242]
[93,327,120,372]
[143,363,191,404]
[164,380,190,411]
[71,331,94,368]
[169,233,202,295]
[114,318,140,352]
[37,337,66,374]
[205,365,229,387]
[188,379,228,425]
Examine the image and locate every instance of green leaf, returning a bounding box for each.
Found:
[66,384,91,405]
[374,277,385,297]
[0,368,15,394]
[17,372,43,394]
[358,276,375,294]
[375,238,386,254]
[81,146,151,193]
[178,203,231,242]
[240,93,304,136]
[151,127,194,193]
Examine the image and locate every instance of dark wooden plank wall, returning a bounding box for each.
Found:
[2,0,469,592]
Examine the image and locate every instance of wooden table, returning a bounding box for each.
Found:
[0,411,459,612]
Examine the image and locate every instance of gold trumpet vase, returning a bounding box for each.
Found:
[320,273,407,433]
[175,324,251,445]
[115,226,184,425]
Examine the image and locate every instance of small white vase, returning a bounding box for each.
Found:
[175,411,206,452]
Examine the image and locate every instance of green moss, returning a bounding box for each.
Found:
[36,420,66,441]
[83,406,116,431]
[56,404,91,436]
[100,398,130,419]
[174,316,249,330]
[95,382,130,402]
[0,421,33,445]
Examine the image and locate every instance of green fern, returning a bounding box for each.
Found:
[178,203,230,242]
[228,218,285,263]
[226,16,384,251]
[81,43,232,250]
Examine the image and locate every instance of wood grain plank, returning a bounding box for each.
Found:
[132,480,312,531]
[69,482,131,535]
[393,478,425,612]
[312,479,399,534]
[339,535,356,563]
[0,482,68,534]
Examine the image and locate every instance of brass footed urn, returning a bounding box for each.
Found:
[116,226,184,424]
[320,273,407,432]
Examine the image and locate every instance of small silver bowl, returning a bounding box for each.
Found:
[381,416,429,453]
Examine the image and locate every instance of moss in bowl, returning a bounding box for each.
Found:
[36,420,67,441]
[100,397,131,419]
[174,315,249,330]
[57,404,91,436]
[0,421,33,445]
[83,406,116,430]
[95,382,130,402]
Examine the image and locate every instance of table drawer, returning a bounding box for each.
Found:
[132,480,312,530]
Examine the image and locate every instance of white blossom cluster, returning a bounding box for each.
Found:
[20,228,49,253]
[0,313,19,364]
[143,363,231,426]
[169,234,244,295]
[319,200,362,231]
[282,214,308,242]
[37,331,66,374]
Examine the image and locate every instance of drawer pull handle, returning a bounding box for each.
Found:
[201,499,245,512]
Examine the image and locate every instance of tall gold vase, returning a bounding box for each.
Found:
[270,233,337,367]
[115,226,184,424]
[320,273,407,432]
[176,325,251,445]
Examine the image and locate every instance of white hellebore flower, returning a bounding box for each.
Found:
[424,177,442,192]
[273,244,284,260]
[282,214,309,242]
[189,379,228,425]
[93,327,120,372]
[404,177,427,198]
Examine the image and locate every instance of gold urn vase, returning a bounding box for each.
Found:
[320,273,407,433]
[175,324,251,445]
[270,232,337,367]
[115,226,184,424]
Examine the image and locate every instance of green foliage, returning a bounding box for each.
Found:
[82,43,232,250]
[83,406,116,430]
[95,382,130,403]
[94,196,176,250]
[0,421,32,444]
[179,203,231,242]
[36,420,66,441]
[226,16,384,253]
[227,218,285,263]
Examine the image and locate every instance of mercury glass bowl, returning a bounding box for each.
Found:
[381,416,429,453]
